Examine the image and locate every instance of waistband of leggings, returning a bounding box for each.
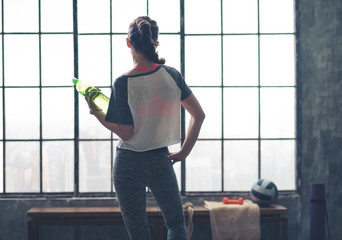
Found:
[116,146,169,154]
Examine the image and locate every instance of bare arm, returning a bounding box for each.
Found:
[86,94,133,141]
[168,93,205,163]
[91,110,133,141]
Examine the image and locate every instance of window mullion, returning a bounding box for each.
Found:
[220,0,224,192]
[38,0,43,194]
[1,0,5,194]
[73,0,79,197]
[180,0,186,196]
[257,0,261,179]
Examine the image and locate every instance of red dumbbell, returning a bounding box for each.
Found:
[222,197,244,205]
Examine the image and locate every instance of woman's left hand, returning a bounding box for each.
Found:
[167,151,187,164]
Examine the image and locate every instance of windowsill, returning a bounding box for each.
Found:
[0,191,299,206]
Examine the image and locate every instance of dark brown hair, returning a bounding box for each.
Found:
[128,16,165,64]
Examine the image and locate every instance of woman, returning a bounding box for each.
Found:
[86,16,205,240]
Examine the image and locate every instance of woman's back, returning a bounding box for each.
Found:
[114,65,191,151]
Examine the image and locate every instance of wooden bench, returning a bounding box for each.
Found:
[27,204,287,240]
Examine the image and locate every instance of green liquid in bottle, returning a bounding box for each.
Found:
[72,78,110,113]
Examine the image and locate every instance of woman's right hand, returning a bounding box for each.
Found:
[85,89,101,111]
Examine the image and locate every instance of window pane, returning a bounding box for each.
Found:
[0,144,2,192]
[4,0,38,32]
[42,88,74,139]
[169,143,182,190]
[5,88,40,139]
[43,141,74,192]
[112,0,147,32]
[78,0,110,33]
[4,35,39,86]
[158,35,180,72]
[261,140,295,190]
[149,0,180,33]
[41,0,73,32]
[78,36,111,86]
[0,91,2,139]
[79,141,111,192]
[187,88,221,138]
[0,2,2,33]
[224,88,259,138]
[224,141,258,191]
[260,35,295,86]
[185,0,221,34]
[260,88,295,138]
[186,141,221,191]
[185,36,221,86]
[79,87,112,139]
[223,0,258,34]
[0,37,2,87]
[112,35,133,79]
[111,140,119,192]
[6,142,40,192]
[259,0,295,33]
[41,35,74,86]
[223,35,258,86]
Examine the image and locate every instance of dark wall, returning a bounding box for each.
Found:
[298,0,342,239]
[0,196,300,240]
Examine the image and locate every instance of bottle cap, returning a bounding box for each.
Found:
[72,78,79,85]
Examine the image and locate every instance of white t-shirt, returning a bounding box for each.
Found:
[105,65,192,152]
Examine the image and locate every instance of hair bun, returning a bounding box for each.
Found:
[128,16,165,64]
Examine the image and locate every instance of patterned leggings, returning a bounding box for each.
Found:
[113,147,187,240]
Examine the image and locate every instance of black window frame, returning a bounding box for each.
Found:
[0,0,297,198]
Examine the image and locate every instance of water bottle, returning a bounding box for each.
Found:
[72,78,109,113]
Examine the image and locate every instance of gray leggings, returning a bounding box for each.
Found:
[113,147,187,240]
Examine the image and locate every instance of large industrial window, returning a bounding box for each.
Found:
[0,0,296,196]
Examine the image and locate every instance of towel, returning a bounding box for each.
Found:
[204,199,260,240]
